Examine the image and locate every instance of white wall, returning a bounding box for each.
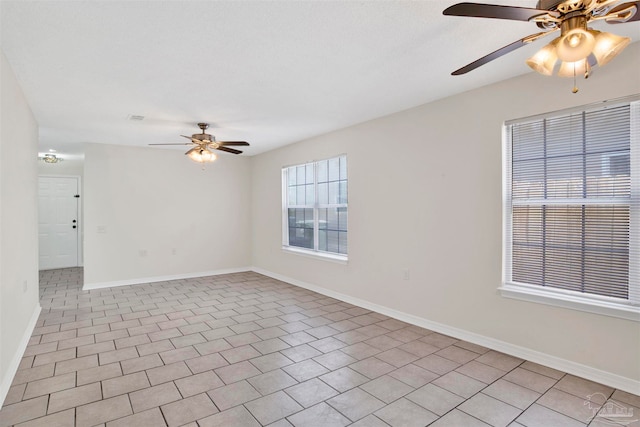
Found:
[83,143,252,286]
[252,43,640,388]
[0,52,40,405]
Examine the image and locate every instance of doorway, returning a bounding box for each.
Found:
[38,176,81,270]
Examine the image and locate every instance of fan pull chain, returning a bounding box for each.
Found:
[572,63,579,94]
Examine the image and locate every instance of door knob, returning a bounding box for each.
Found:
[72,225,77,229]
[72,220,77,223]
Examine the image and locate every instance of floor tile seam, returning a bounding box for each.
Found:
[439,405,493,426]
[533,385,609,425]
[500,368,565,396]
[322,389,376,423]
[556,378,616,402]
[529,400,595,426]
[499,372,572,426]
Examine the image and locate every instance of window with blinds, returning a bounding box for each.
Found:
[282,155,348,257]
[503,98,639,317]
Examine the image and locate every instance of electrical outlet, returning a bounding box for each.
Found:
[97,225,107,233]
[139,249,148,257]
[23,280,28,292]
[402,269,410,280]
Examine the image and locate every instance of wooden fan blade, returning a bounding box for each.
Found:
[149,143,193,145]
[605,1,640,23]
[216,146,243,155]
[443,2,555,21]
[218,141,250,146]
[451,32,547,75]
[180,135,194,140]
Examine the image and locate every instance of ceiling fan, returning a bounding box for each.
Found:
[443,0,638,91]
[149,123,249,163]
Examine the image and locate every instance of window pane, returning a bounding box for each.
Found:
[296,165,306,185]
[287,167,296,186]
[340,156,347,180]
[329,182,339,204]
[318,160,328,183]
[338,231,348,255]
[329,158,340,181]
[305,184,315,205]
[339,181,348,204]
[288,186,297,206]
[318,208,327,230]
[338,208,348,231]
[512,105,631,201]
[511,204,629,299]
[296,185,305,205]
[327,207,338,230]
[327,230,339,253]
[318,183,328,205]
[306,163,314,183]
[318,230,327,251]
[288,208,314,249]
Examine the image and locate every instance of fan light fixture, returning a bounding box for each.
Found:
[39,153,63,163]
[526,15,630,91]
[149,123,249,165]
[186,147,217,163]
[443,0,638,93]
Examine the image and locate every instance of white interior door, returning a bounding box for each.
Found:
[39,176,80,270]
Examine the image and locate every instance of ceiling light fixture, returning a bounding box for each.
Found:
[39,153,63,163]
[185,147,217,163]
[444,0,638,93]
[526,9,631,93]
[148,123,249,165]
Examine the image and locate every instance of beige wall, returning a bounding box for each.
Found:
[83,143,252,286]
[251,43,640,385]
[0,52,40,403]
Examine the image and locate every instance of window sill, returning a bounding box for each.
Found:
[282,246,348,265]
[499,283,640,322]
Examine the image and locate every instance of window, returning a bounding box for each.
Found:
[502,98,639,321]
[282,155,348,258]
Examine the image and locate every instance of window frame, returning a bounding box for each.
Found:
[281,155,348,262]
[500,96,639,322]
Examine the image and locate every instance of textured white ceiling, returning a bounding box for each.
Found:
[1,1,638,157]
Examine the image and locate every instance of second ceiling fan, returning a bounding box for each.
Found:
[150,123,249,163]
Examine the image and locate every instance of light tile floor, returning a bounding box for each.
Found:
[0,268,638,427]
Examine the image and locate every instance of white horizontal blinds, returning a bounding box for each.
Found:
[510,104,631,300]
[630,101,640,303]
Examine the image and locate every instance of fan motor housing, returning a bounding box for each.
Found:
[537,0,563,9]
[192,133,214,142]
[537,0,593,12]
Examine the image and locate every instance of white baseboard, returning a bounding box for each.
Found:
[0,304,41,408]
[251,267,640,395]
[82,266,253,290]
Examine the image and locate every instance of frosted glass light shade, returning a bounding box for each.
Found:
[526,39,559,75]
[557,58,591,78]
[186,147,217,163]
[591,30,631,66]
[556,29,595,62]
